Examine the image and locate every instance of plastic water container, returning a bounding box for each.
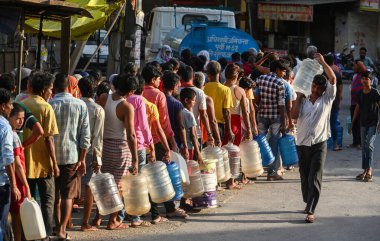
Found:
[328,124,343,150]
[346,116,351,134]
[141,161,175,203]
[279,134,299,166]
[184,160,204,198]
[89,173,124,215]
[239,139,264,178]
[220,148,232,182]
[20,198,46,240]
[293,58,323,96]
[187,160,201,176]
[222,143,240,179]
[166,162,184,201]
[192,191,218,209]
[200,159,217,174]
[222,142,240,158]
[215,157,226,182]
[121,174,151,216]
[229,157,241,178]
[170,151,190,185]
[201,173,217,192]
[201,146,225,181]
[256,134,275,166]
[202,146,224,160]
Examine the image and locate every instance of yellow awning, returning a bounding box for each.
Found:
[24,0,122,41]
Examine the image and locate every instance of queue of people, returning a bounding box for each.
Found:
[0,44,379,241]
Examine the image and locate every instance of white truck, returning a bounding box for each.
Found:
[145,6,236,62]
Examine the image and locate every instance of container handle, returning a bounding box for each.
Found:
[91,170,102,178]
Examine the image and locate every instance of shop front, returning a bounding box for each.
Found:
[252,0,356,57]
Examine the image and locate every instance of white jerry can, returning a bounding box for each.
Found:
[20,198,47,240]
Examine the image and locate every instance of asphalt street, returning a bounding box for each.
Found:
[71,84,380,241]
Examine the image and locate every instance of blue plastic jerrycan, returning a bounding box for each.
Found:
[278,134,299,166]
[255,134,275,167]
[166,162,184,201]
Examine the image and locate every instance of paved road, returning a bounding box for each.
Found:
[72,84,380,241]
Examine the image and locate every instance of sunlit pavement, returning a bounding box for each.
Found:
[71,84,380,241]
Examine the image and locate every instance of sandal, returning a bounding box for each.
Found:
[166,208,189,219]
[364,174,373,182]
[151,216,169,224]
[227,182,243,190]
[106,222,129,230]
[356,173,366,181]
[333,147,342,151]
[305,214,315,223]
[242,179,255,185]
[131,220,151,228]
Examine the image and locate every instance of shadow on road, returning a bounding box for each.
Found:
[126,216,380,241]
[193,210,303,217]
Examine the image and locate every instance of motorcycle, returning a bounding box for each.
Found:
[335,44,356,81]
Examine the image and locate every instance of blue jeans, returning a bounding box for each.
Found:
[257,116,281,176]
[0,184,10,241]
[330,107,340,142]
[360,126,377,170]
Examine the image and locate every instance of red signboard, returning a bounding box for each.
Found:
[258,3,313,22]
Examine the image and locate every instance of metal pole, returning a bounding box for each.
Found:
[36,15,43,70]
[247,0,253,36]
[83,2,126,72]
[17,10,25,94]
[174,4,177,28]
[61,17,71,74]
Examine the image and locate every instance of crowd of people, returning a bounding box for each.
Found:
[0,43,379,241]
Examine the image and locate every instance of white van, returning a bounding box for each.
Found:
[145,6,235,62]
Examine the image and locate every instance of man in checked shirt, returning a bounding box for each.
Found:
[254,59,287,181]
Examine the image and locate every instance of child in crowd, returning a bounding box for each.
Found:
[9,103,32,241]
[180,88,203,164]
[349,71,380,182]
[162,71,189,160]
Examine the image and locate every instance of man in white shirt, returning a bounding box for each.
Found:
[291,53,336,224]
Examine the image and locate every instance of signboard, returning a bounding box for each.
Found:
[258,3,313,22]
[360,0,379,12]
[179,27,259,61]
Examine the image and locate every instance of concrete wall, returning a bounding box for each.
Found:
[335,12,349,54]
[335,10,379,62]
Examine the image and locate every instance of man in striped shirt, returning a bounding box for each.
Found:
[50,73,91,240]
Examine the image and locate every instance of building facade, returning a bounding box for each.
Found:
[252,0,380,63]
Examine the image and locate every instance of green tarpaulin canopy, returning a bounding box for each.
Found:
[24,0,122,40]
